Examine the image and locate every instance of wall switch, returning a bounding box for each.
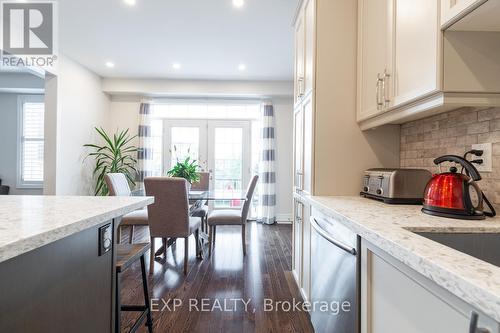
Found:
[98,223,112,256]
[472,143,492,172]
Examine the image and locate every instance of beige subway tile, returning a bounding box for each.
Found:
[478,107,500,122]
[490,119,500,132]
[467,121,490,134]
[479,131,500,143]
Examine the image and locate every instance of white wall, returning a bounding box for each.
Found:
[0,93,44,195]
[108,95,294,220]
[44,55,111,195]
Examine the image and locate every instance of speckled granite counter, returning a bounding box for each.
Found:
[0,195,153,263]
[300,195,500,323]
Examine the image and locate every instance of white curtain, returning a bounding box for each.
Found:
[136,103,153,189]
[259,103,277,224]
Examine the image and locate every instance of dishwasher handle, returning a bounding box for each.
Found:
[310,217,357,255]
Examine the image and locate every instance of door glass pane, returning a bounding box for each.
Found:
[170,127,199,168]
[214,127,243,208]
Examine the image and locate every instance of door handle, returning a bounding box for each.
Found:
[310,217,357,255]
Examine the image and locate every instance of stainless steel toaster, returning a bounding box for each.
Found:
[360,168,432,204]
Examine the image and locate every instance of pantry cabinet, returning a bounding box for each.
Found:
[292,0,400,306]
[361,240,500,333]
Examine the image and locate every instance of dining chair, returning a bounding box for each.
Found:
[144,177,202,275]
[207,175,259,257]
[189,172,210,232]
[105,173,149,244]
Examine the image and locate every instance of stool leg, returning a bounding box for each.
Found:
[184,237,189,275]
[140,255,153,333]
[242,223,246,256]
[117,226,122,244]
[213,225,216,245]
[115,270,120,333]
[149,237,155,275]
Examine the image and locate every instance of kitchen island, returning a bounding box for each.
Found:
[0,195,153,333]
[293,194,500,333]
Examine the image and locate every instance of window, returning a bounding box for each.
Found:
[18,95,44,188]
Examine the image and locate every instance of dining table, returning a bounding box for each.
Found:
[132,188,248,258]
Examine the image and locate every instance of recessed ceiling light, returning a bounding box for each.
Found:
[172,62,181,70]
[105,62,115,68]
[232,0,244,8]
[124,0,136,5]
[238,63,246,71]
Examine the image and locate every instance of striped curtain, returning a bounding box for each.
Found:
[136,103,153,189]
[259,103,277,225]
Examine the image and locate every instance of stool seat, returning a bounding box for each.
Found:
[116,243,150,273]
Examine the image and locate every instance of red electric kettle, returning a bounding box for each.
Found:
[422,155,496,220]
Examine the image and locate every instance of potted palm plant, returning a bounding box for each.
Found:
[83,127,138,196]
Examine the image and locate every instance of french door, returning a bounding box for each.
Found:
[164,119,251,208]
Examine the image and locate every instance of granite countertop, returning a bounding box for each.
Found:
[0,195,154,264]
[300,195,500,323]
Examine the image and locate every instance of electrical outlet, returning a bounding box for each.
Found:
[472,143,492,172]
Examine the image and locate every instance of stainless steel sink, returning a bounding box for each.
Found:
[415,232,500,267]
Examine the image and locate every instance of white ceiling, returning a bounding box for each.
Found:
[59,0,298,80]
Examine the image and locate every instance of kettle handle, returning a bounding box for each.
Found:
[434,155,482,181]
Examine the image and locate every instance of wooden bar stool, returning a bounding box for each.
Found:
[115,243,153,333]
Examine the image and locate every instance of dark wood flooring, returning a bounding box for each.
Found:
[118,222,314,333]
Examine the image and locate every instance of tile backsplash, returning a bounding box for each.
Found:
[400,106,500,209]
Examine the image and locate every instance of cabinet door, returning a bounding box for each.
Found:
[292,199,304,286]
[294,11,306,104]
[361,241,500,333]
[392,0,439,107]
[293,106,304,191]
[357,0,392,121]
[302,96,313,195]
[304,0,315,95]
[441,0,483,28]
[301,202,311,301]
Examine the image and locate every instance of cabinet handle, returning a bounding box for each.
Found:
[376,74,384,109]
[298,77,305,97]
[383,69,391,106]
[469,311,490,333]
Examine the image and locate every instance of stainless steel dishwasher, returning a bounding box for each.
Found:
[309,214,359,333]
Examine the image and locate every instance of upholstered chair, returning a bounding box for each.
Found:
[144,177,202,275]
[105,173,149,244]
[207,175,259,256]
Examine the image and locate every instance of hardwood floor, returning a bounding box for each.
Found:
[118,222,314,332]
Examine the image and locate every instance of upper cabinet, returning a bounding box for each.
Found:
[357,0,392,120]
[357,0,439,124]
[357,0,500,130]
[294,0,315,105]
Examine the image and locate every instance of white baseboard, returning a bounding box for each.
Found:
[276,214,292,224]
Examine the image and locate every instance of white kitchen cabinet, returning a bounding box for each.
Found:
[357,0,392,121]
[294,0,315,105]
[357,0,439,122]
[392,0,439,106]
[294,12,305,104]
[303,0,315,95]
[357,0,500,130]
[361,240,500,333]
[292,197,312,302]
[293,105,304,192]
[292,199,304,286]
